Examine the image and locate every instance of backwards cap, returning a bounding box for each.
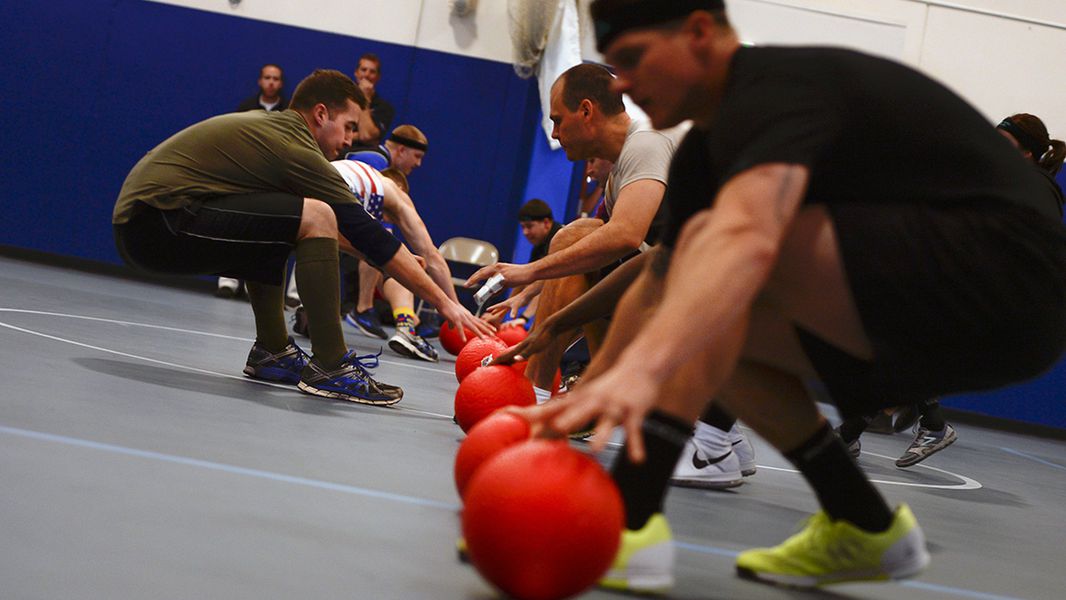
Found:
[593,0,725,52]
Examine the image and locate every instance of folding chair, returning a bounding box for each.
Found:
[418,237,500,314]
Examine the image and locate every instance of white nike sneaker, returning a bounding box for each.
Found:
[729,424,757,476]
[671,439,743,489]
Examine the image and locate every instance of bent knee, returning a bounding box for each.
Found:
[300,198,338,236]
[548,218,603,253]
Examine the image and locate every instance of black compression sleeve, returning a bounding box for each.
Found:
[331,203,402,267]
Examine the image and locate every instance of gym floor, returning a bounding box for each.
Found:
[2,255,1064,600]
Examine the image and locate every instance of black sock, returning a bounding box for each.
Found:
[699,403,736,432]
[918,399,946,431]
[838,413,874,444]
[611,410,692,531]
[785,421,893,532]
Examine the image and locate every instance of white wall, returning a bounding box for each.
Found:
[725,0,1066,133]
[150,0,1066,136]
[147,0,514,63]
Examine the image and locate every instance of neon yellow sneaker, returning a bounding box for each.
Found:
[736,504,930,588]
[600,513,675,594]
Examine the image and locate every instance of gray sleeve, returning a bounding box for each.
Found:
[612,130,677,192]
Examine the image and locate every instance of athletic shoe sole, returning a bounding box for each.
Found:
[671,477,744,490]
[297,381,401,406]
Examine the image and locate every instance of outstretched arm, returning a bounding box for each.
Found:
[466,179,664,287]
[382,178,460,303]
[545,164,810,459]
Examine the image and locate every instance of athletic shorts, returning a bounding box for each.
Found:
[113,193,303,286]
[800,200,1066,418]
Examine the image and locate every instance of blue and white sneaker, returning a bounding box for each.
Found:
[388,329,440,362]
[298,350,402,405]
[243,337,309,384]
[347,350,404,400]
[344,308,388,340]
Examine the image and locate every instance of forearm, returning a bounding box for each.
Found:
[530,222,639,280]
[622,223,776,383]
[548,250,649,333]
[581,254,664,381]
[426,253,460,303]
[382,246,453,310]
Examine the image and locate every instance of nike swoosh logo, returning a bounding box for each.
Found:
[692,450,733,469]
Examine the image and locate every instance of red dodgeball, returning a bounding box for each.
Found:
[455,336,509,383]
[497,324,529,347]
[462,440,625,600]
[454,365,536,433]
[440,321,476,356]
[454,411,532,498]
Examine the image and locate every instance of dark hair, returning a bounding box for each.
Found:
[259,63,283,80]
[359,53,382,74]
[518,199,553,222]
[558,64,625,116]
[290,69,367,113]
[590,0,729,51]
[1001,113,1065,176]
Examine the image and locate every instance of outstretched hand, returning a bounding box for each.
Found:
[543,363,662,463]
[465,262,535,288]
[438,300,496,342]
[490,321,551,365]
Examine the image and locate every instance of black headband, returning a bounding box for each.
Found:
[594,0,724,52]
[997,118,1048,160]
[389,133,428,152]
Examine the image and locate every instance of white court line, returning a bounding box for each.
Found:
[0,313,452,420]
[0,308,454,376]
[0,307,986,488]
[0,424,458,511]
[999,446,1066,472]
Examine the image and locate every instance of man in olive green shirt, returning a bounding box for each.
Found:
[114,69,490,405]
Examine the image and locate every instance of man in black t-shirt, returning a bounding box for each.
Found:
[519,199,562,263]
[520,0,1066,592]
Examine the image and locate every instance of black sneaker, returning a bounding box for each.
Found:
[243,337,310,384]
[297,350,401,405]
[291,305,309,337]
[344,308,388,339]
[347,350,404,400]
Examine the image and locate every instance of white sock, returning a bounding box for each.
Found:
[692,421,731,455]
[533,386,552,405]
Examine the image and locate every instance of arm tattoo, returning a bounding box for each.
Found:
[649,245,671,279]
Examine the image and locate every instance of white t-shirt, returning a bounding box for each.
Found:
[331,159,386,221]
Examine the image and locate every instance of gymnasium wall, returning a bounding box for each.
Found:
[0,0,546,268]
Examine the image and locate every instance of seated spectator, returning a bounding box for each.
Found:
[220,63,291,299]
[236,64,288,112]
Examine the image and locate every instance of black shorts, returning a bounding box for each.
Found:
[800,200,1066,419]
[113,193,303,286]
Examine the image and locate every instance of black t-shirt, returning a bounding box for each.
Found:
[530,221,562,263]
[662,46,1060,246]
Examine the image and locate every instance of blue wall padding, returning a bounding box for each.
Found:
[0,0,547,265]
[512,123,579,263]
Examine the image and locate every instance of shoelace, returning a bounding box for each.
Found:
[341,349,382,377]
